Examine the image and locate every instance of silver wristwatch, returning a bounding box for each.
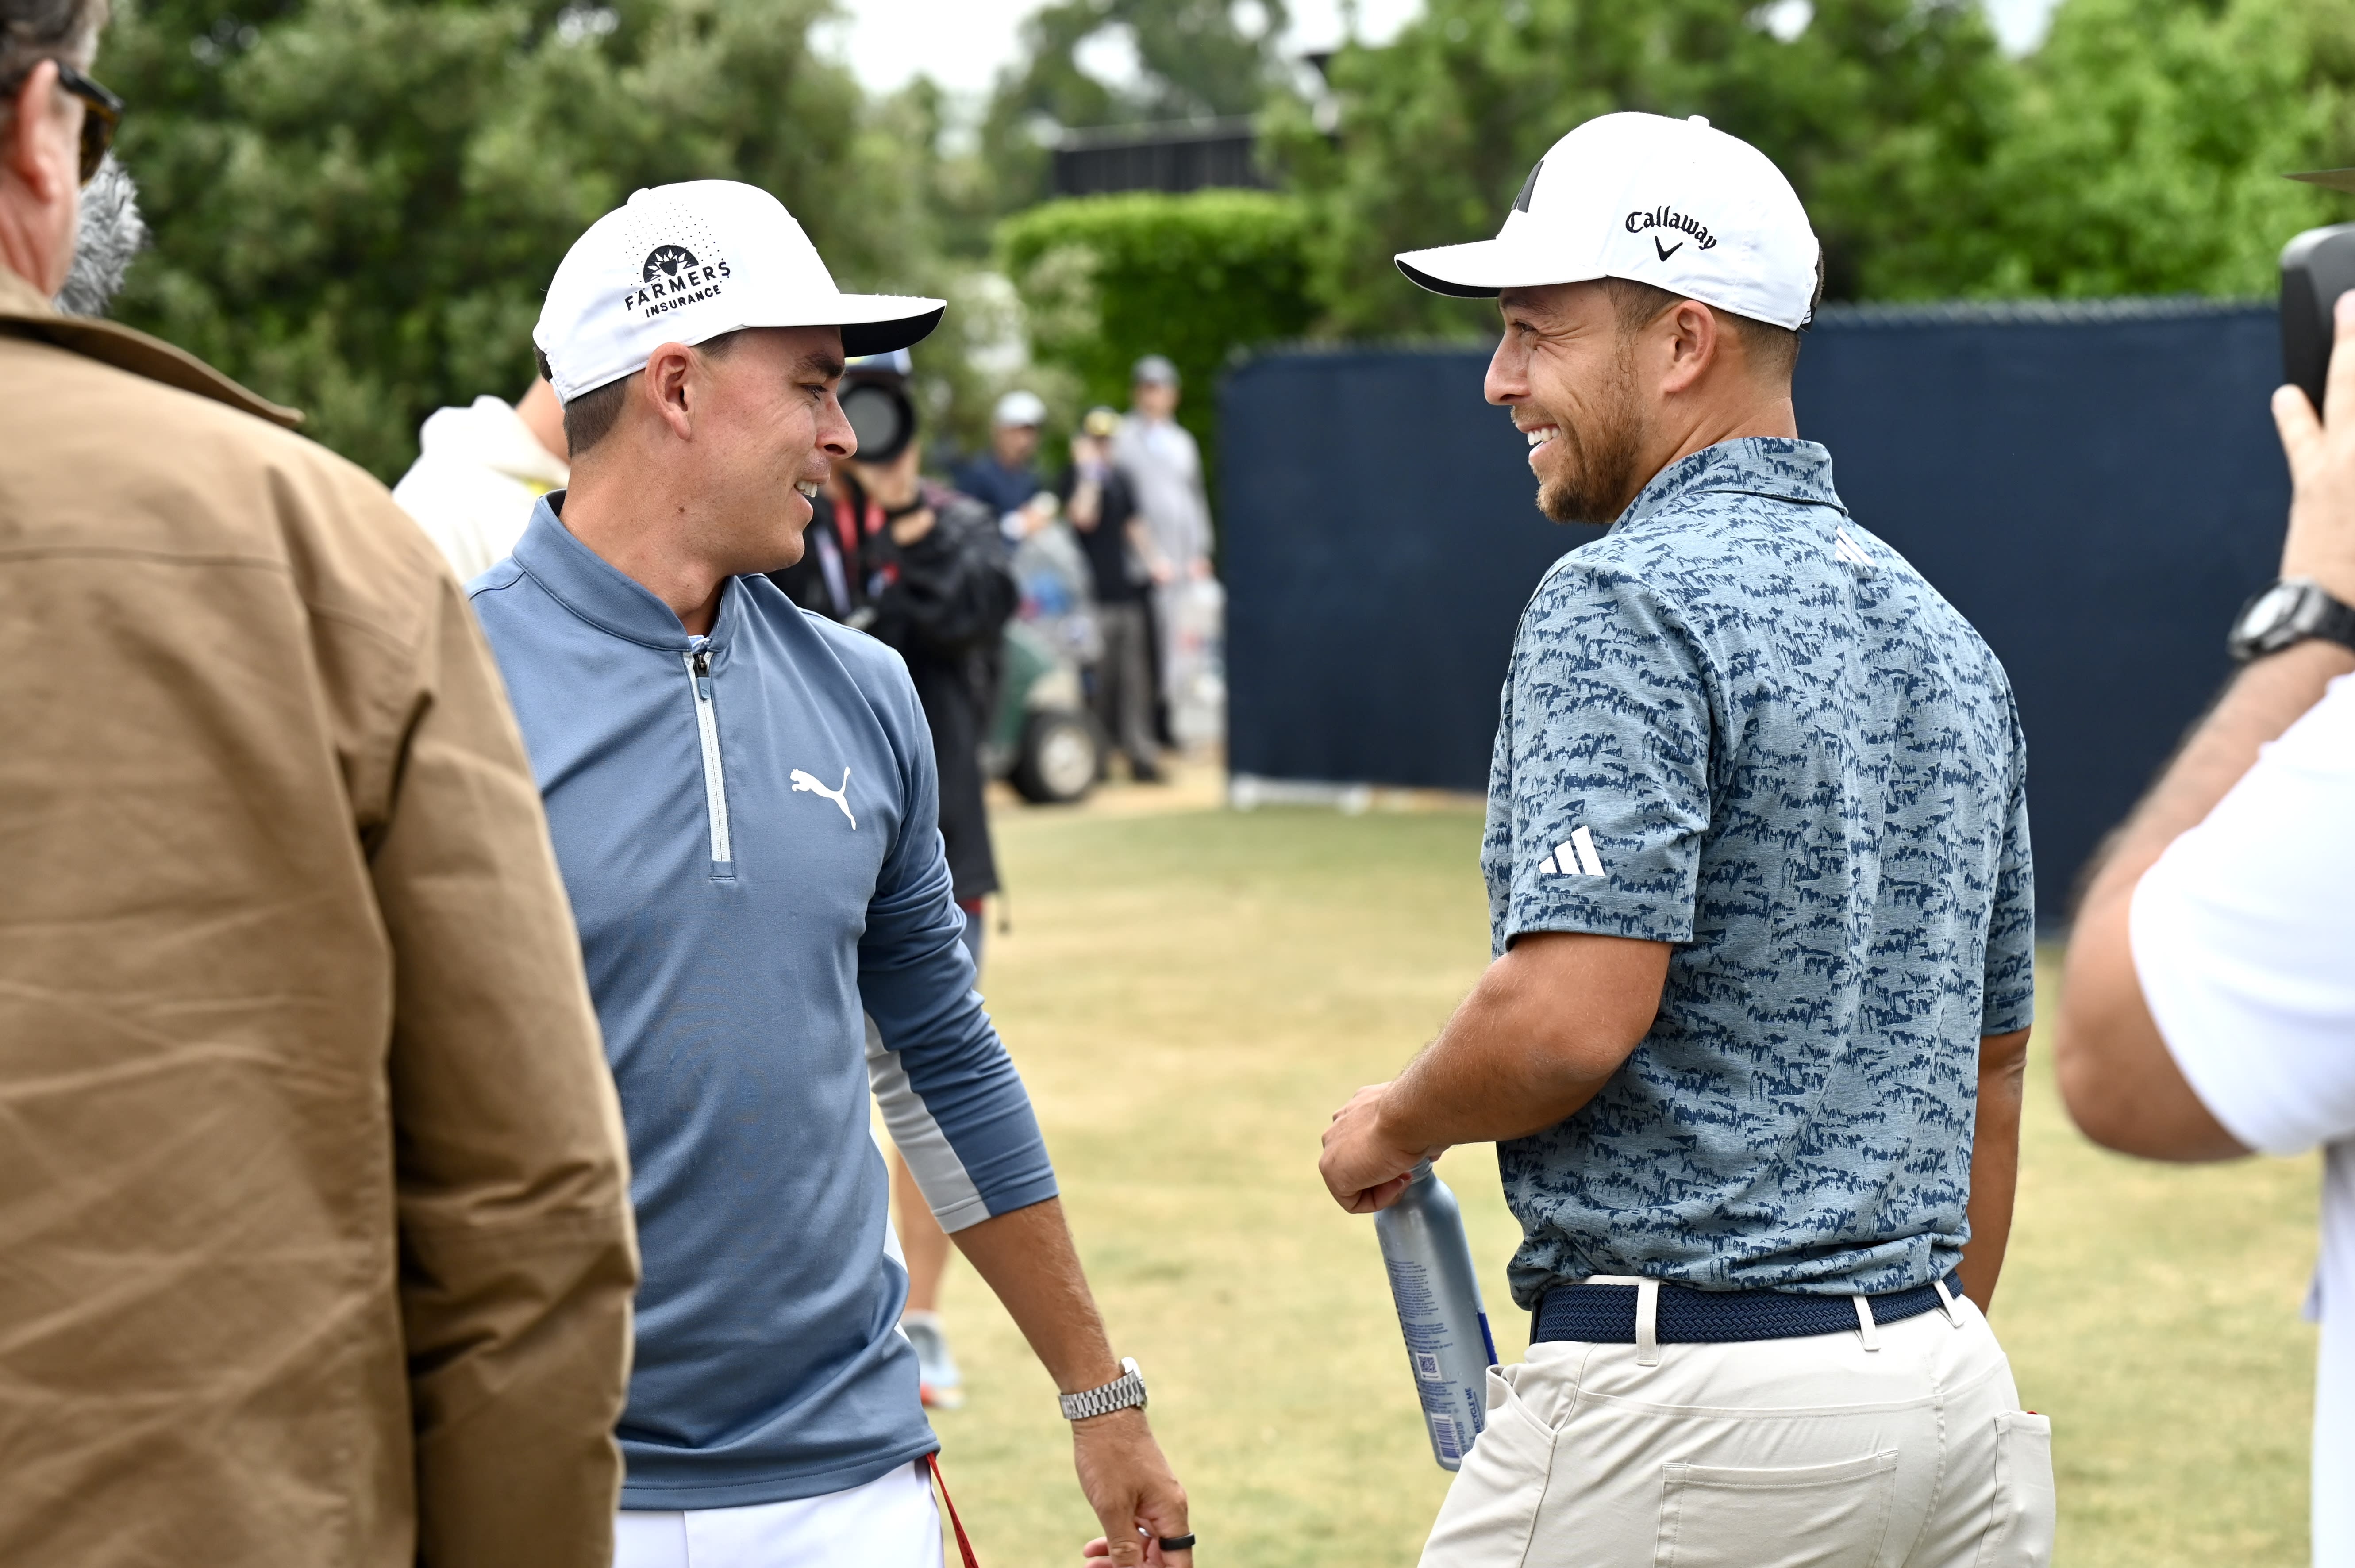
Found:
[1058,1357,1148,1421]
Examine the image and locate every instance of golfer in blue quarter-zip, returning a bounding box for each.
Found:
[469,181,1195,1568]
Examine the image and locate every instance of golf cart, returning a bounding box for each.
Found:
[984,508,1106,804]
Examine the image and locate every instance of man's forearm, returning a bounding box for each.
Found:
[948,1195,1121,1392]
[2057,644,2348,1160]
[2084,641,2354,908]
[1955,1030,2029,1312]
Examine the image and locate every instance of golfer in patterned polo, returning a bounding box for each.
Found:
[1318,113,2054,1564]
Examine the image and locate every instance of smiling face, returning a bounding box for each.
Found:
[1485,282,1651,527]
[689,325,853,574]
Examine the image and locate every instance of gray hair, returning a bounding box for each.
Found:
[2,0,107,81]
[55,152,144,315]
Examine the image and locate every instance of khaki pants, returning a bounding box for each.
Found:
[1421,1293,2053,1568]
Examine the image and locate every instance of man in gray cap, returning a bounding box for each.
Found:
[1319,112,2050,1564]
[1114,354,1214,742]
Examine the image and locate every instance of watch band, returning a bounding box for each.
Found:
[1058,1357,1147,1421]
[2229,576,2355,662]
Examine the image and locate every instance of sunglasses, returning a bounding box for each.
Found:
[3,60,124,186]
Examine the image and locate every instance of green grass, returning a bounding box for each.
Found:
[923,798,2318,1566]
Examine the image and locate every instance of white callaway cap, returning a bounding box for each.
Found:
[1396,112,1821,331]
[535,180,945,403]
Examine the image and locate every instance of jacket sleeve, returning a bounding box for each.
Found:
[878,493,1018,657]
[858,660,1057,1232]
[367,564,639,1568]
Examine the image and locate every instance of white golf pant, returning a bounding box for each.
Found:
[614,1459,941,1568]
[1420,1292,2055,1567]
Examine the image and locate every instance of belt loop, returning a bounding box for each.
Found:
[1851,1294,1881,1352]
[1933,1277,1963,1329]
[1635,1280,1661,1367]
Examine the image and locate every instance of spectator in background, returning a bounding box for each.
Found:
[392,376,571,580]
[2055,292,2355,1568]
[1114,354,1218,749]
[956,387,1048,525]
[0,17,640,1564]
[1061,406,1160,781]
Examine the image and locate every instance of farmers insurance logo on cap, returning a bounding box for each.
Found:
[534,181,945,404]
[1394,112,1820,332]
[628,243,732,320]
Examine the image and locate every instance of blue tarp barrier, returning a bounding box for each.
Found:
[1220,301,2288,927]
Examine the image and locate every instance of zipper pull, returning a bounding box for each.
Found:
[691,648,712,699]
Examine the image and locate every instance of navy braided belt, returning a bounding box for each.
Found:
[1532,1272,1964,1346]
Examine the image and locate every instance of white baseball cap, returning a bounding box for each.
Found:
[1395,112,1821,331]
[993,389,1047,428]
[534,180,945,403]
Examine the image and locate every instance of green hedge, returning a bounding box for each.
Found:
[998,189,1317,491]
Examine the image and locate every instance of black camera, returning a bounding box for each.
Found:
[2280,169,2355,419]
[839,353,918,465]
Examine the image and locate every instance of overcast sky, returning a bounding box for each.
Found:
[823,0,2064,104]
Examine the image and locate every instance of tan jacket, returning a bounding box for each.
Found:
[0,268,638,1566]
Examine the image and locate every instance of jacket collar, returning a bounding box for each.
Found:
[512,494,738,652]
[1612,437,1845,535]
[0,264,302,428]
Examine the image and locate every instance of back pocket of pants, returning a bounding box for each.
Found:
[1974,1413,2055,1568]
[1654,1449,1898,1568]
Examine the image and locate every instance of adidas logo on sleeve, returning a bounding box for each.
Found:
[1540,826,1608,879]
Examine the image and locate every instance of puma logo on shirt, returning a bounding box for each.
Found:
[791,766,856,829]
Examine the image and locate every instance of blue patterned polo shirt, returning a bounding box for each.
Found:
[1483,437,2034,1306]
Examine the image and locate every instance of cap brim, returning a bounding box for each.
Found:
[1394,238,1599,300]
[830,295,946,357]
[2290,168,2355,195]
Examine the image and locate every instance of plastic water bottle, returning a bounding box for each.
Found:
[1374,1161,1498,1471]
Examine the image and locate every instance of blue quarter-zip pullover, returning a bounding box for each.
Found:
[470,498,1057,1509]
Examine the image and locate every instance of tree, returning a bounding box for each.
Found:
[977,0,1297,220]
[103,0,953,479]
[1263,0,2017,337]
[1957,0,2355,299]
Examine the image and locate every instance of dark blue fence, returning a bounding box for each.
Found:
[1220,301,2288,926]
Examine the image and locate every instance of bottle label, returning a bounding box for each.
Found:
[1429,1413,1464,1466]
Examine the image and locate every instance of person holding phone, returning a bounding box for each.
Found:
[2056,290,2355,1567]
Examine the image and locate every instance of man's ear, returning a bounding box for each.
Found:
[641,342,699,442]
[4,61,70,197]
[1657,300,1722,396]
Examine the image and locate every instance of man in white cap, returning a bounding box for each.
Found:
[1318,114,2051,1563]
[469,181,1193,1568]
[954,386,1050,526]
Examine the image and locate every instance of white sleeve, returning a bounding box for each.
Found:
[2128,673,2355,1156]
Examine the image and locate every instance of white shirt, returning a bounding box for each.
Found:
[391,396,568,581]
[2132,670,2355,1565]
[1111,413,1210,571]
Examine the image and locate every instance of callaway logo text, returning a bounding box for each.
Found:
[1625,205,1718,253]
[624,244,731,320]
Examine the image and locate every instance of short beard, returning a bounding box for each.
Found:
[1535,343,1647,527]
[55,154,148,319]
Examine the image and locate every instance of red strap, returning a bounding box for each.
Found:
[926,1452,982,1568]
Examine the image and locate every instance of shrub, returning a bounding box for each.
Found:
[998,188,1316,490]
